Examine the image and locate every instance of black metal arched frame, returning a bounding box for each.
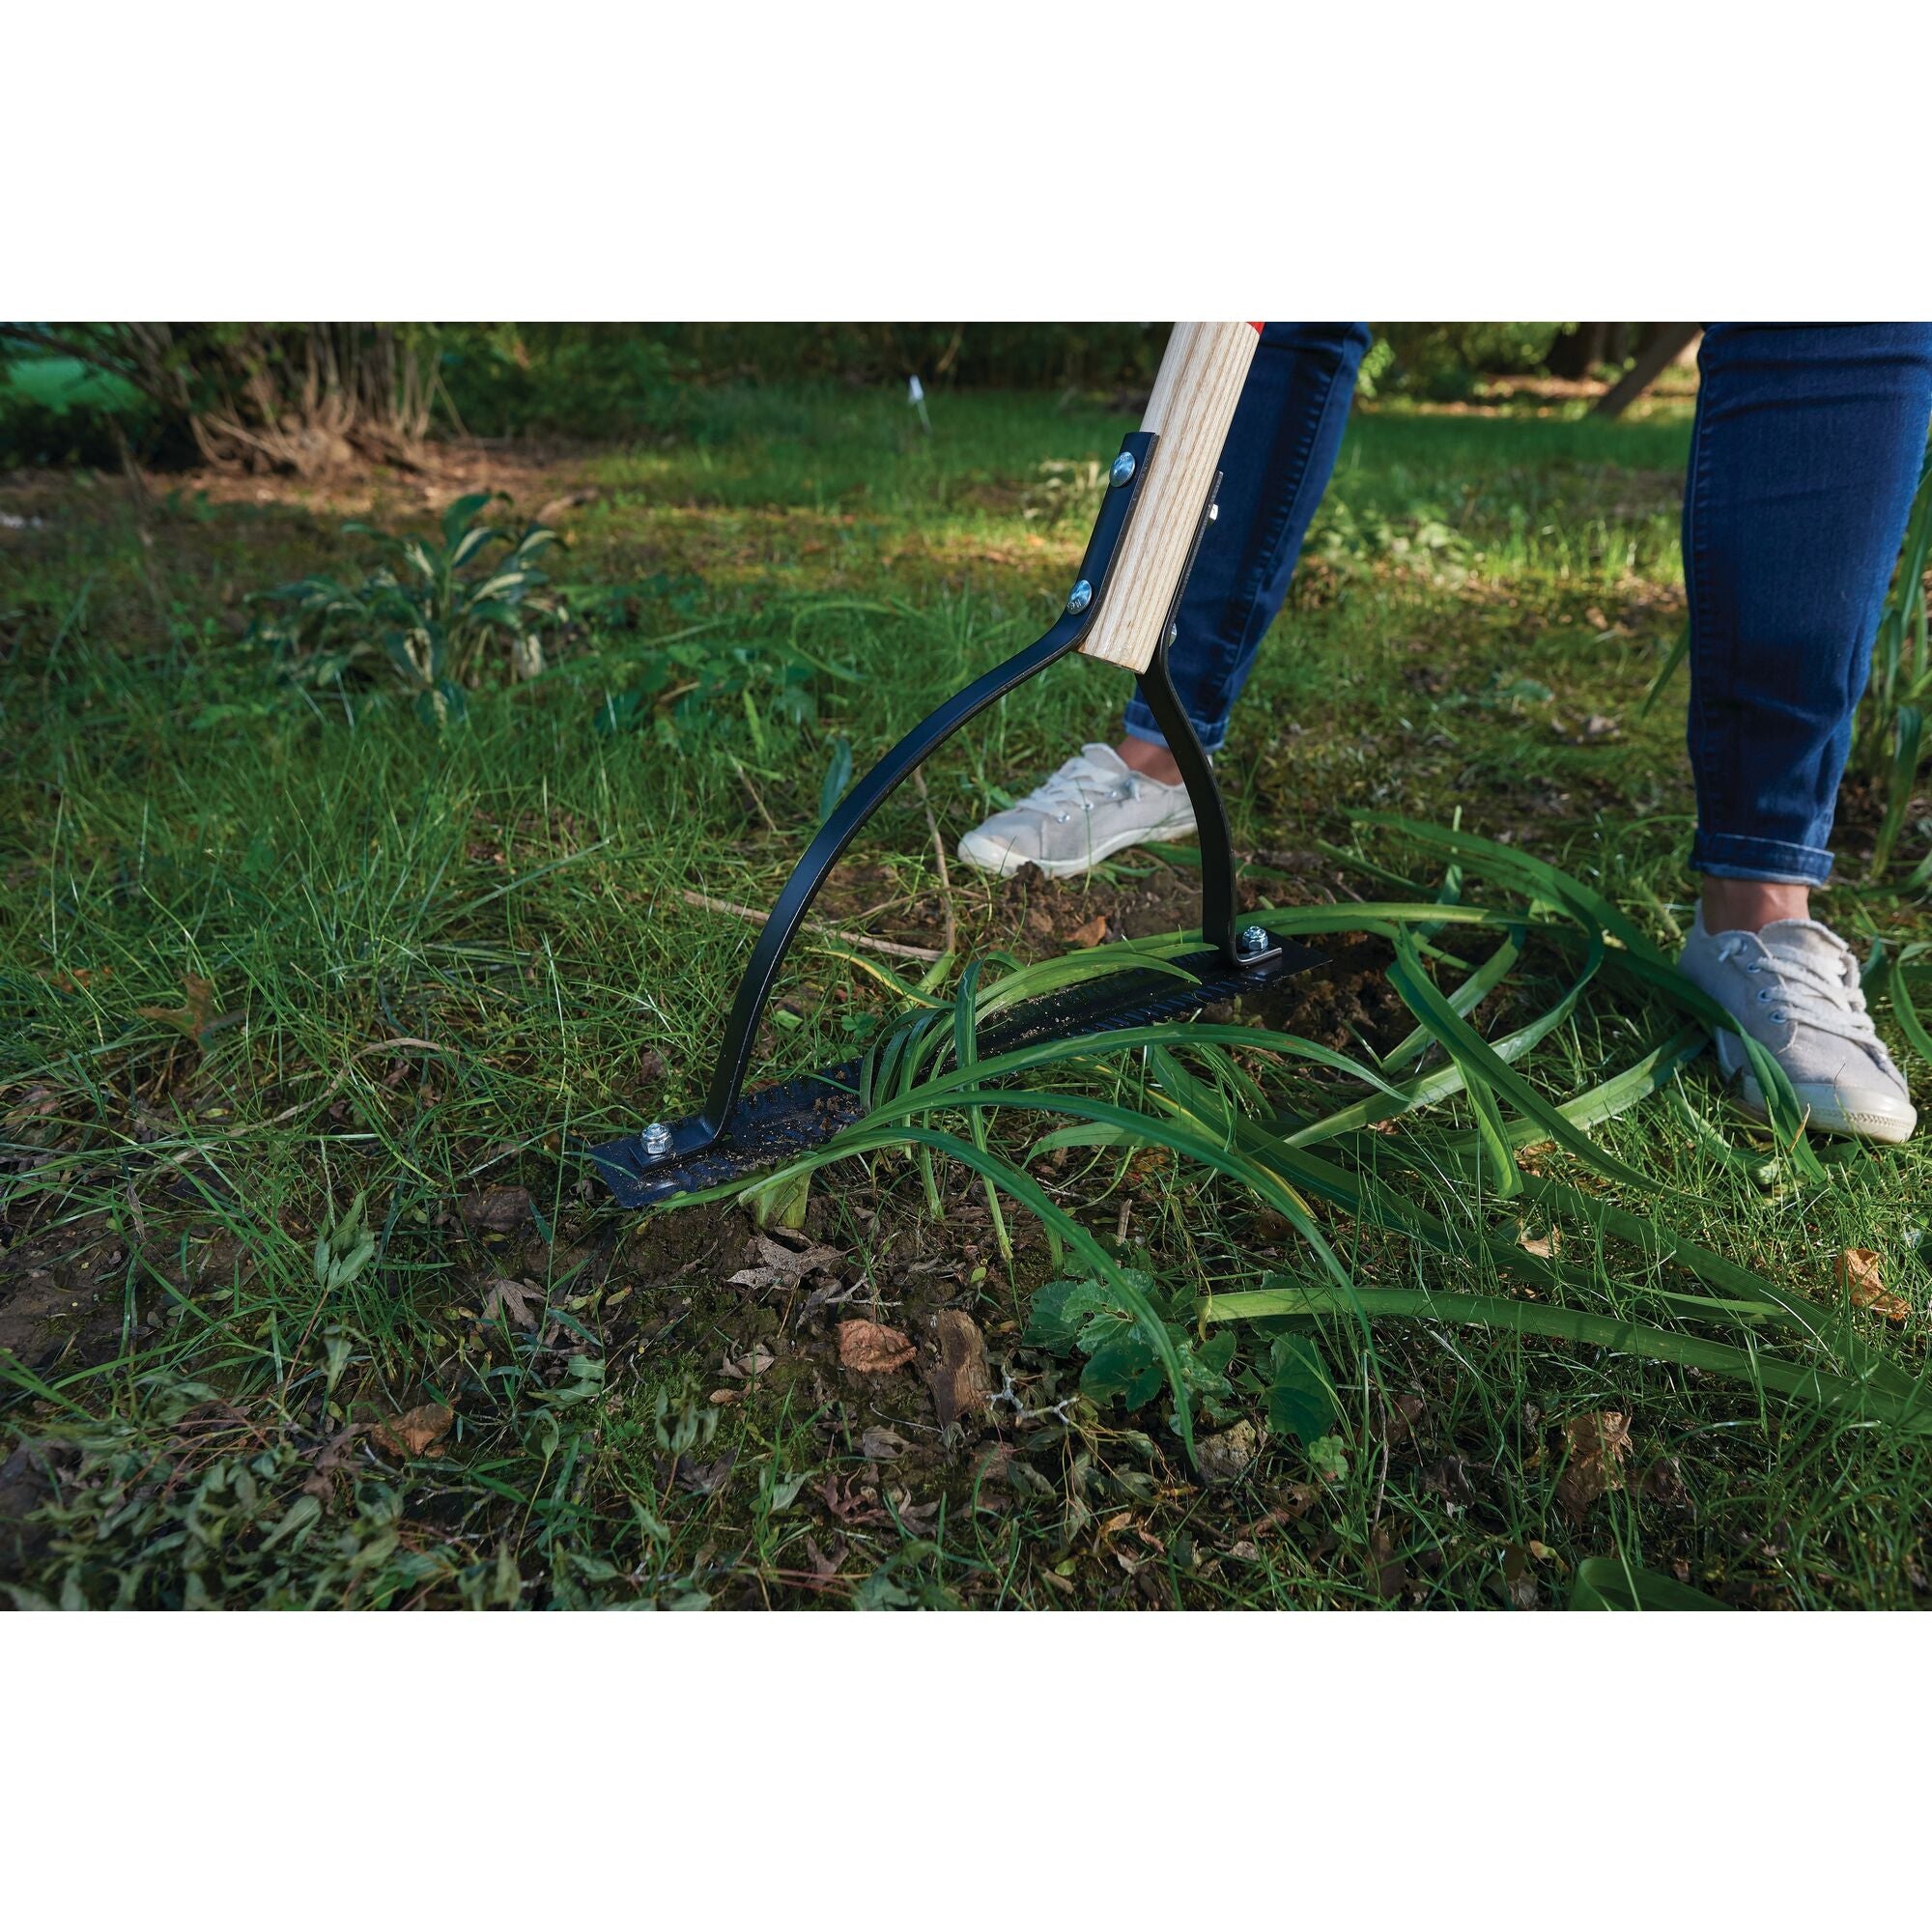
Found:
[589,428,1312,1208]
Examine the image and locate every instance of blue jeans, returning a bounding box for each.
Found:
[1121,322,1373,753]
[1124,321,1932,885]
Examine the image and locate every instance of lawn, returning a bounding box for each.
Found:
[3,380,1929,1609]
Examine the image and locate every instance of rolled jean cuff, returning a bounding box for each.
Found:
[1122,696,1228,755]
[1691,831,1833,886]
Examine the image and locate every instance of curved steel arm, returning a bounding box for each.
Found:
[1134,635,1240,962]
[663,431,1158,1161]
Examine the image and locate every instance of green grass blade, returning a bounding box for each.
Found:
[1202,1282,1932,1432]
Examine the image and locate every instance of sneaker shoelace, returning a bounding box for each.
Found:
[1715,931,1884,1047]
[1019,755,1145,825]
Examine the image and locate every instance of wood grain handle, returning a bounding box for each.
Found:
[1077,321,1260,673]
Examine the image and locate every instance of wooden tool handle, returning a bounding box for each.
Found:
[1077,321,1261,673]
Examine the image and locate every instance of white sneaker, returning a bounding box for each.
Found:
[1677,912,1917,1143]
[955,743,1198,880]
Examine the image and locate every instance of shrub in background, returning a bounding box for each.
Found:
[246,493,560,724]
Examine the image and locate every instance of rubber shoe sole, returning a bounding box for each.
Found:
[956,814,1197,881]
[1730,1073,1917,1146]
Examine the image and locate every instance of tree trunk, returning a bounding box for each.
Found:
[1593,324,1702,418]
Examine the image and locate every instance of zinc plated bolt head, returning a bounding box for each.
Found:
[1239,923,1270,955]
[1065,580,1094,615]
[1109,450,1136,488]
[641,1122,672,1156]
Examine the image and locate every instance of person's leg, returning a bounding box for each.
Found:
[1679,322,1932,1139]
[1119,321,1372,781]
[957,323,1369,877]
[1687,322,1932,921]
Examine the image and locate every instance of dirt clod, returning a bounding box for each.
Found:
[1197,1421,1260,1487]
[461,1187,531,1233]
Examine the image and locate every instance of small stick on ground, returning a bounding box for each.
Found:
[678,889,943,963]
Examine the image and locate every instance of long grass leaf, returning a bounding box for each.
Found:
[1202,1283,1932,1432]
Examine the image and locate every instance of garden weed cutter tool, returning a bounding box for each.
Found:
[590,322,1322,1208]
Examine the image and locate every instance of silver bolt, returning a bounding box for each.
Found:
[641,1122,672,1156]
[1065,580,1093,615]
[1109,451,1137,488]
[1239,924,1269,955]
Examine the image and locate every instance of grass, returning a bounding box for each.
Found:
[3,379,1930,1609]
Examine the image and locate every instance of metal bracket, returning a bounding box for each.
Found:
[628,434,1280,1171]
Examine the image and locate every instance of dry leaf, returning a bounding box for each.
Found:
[1837,1247,1909,1322]
[860,1426,912,1462]
[1067,912,1109,949]
[1554,1409,1632,1519]
[1422,1456,1476,1506]
[924,1309,992,1430]
[890,1489,940,1535]
[801,1535,845,1588]
[727,1233,844,1292]
[370,1403,454,1460]
[838,1320,915,1373]
[461,1187,531,1233]
[1368,1525,1406,1600]
[1518,1224,1561,1260]
[137,974,216,1043]
[481,1277,545,1327]
[1383,1392,1426,1446]
[721,1342,778,1379]
[672,1449,736,1496]
[1278,1482,1321,1521]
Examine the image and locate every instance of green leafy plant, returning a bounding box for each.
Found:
[247,493,560,724]
[313,1191,377,1294]
[1025,1271,1238,1425]
[673,815,1932,1463]
[1569,1557,1724,1610]
[589,598,862,745]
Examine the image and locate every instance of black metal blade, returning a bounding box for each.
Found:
[588,938,1325,1208]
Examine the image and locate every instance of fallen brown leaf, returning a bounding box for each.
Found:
[727,1233,844,1292]
[801,1535,845,1588]
[1368,1525,1406,1600]
[890,1489,940,1535]
[925,1308,992,1430]
[721,1342,779,1379]
[816,1470,889,1524]
[137,974,216,1043]
[1422,1456,1477,1506]
[838,1319,915,1373]
[461,1187,531,1233]
[370,1403,454,1460]
[860,1426,912,1462]
[481,1277,545,1327]
[1554,1409,1632,1520]
[1067,912,1109,949]
[1837,1247,1909,1322]
[1383,1392,1426,1447]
